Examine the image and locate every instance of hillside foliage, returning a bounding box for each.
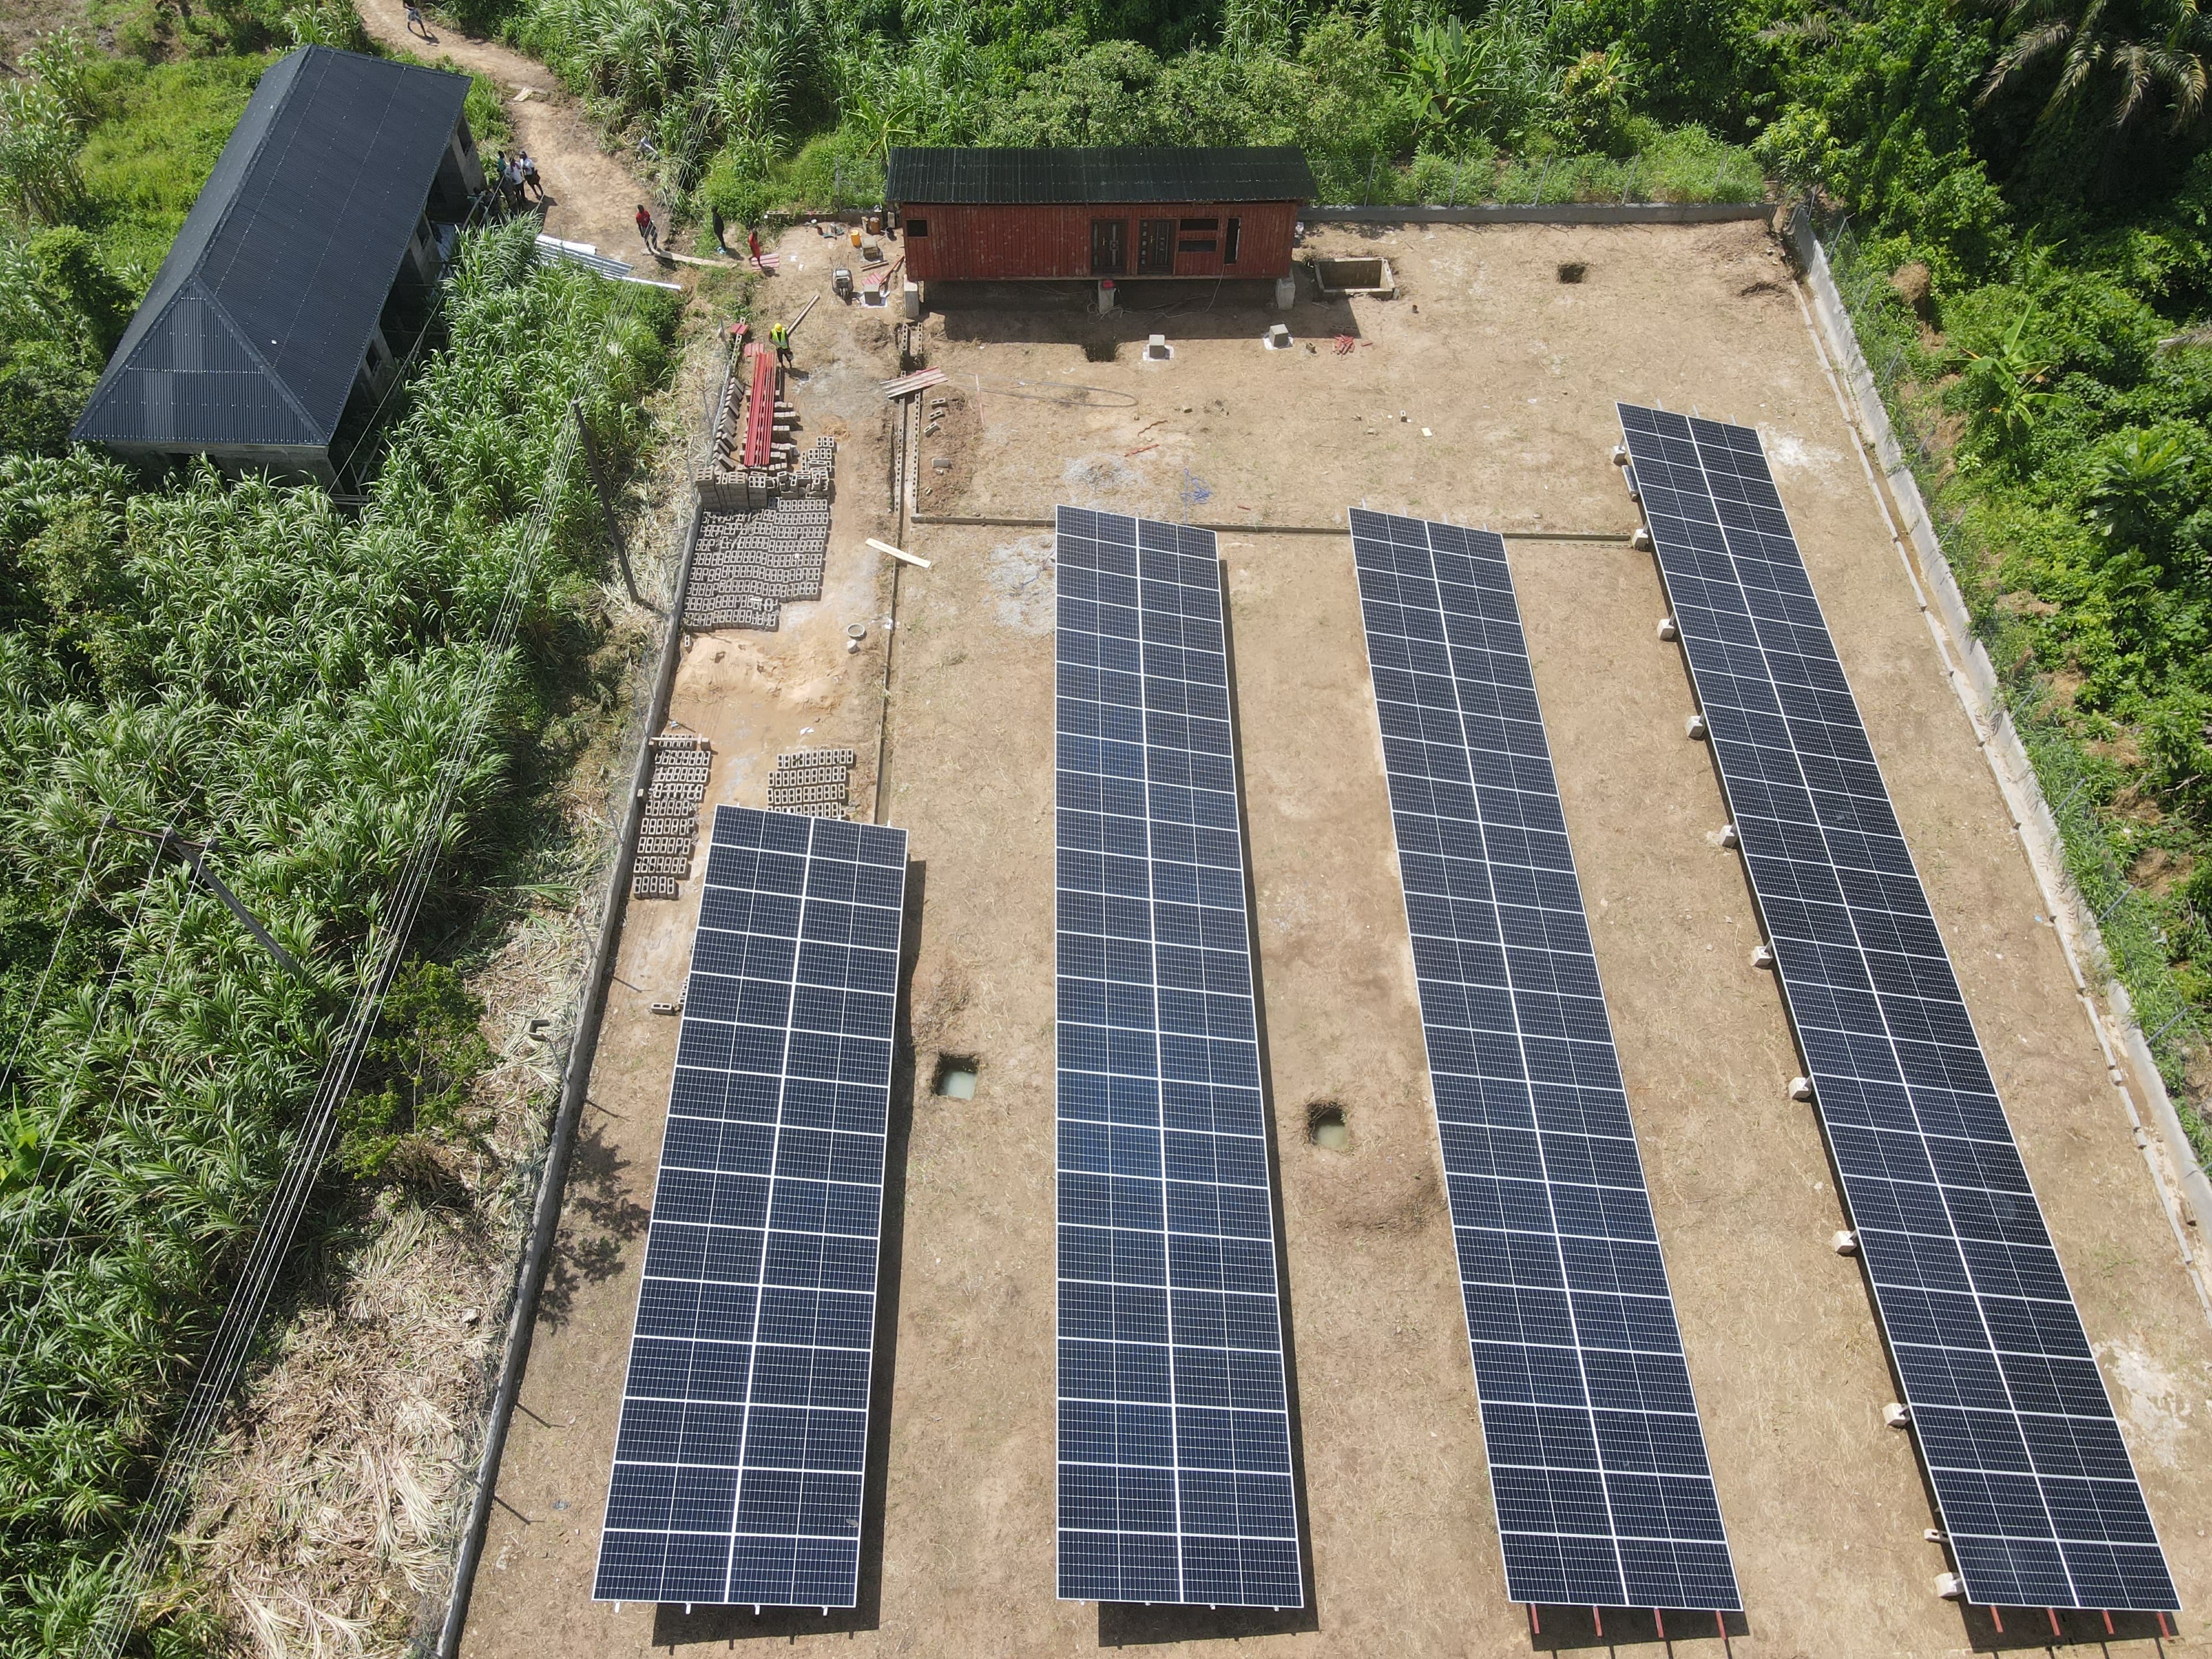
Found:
[0,174,675,1659]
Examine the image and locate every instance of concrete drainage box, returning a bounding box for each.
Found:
[1311,255,1396,298]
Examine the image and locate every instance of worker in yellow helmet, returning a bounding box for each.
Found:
[771,320,793,369]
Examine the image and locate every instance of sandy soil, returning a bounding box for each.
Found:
[461,221,2212,1658]
[355,0,698,276]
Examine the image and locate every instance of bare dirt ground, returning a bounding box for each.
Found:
[461,220,2212,1659]
[0,0,89,62]
[355,0,698,276]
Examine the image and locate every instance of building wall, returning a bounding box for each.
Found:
[900,199,1300,282]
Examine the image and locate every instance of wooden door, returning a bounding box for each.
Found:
[1137,218,1174,275]
[1089,218,1126,275]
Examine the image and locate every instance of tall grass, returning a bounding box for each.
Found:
[0,221,677,1657]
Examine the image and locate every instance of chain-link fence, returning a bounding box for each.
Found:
[1820,216,2210,1157]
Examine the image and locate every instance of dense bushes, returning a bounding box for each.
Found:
[459,0,1764,217]
[0,219,677,1656]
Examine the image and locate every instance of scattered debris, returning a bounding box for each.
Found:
[1558,261,1587,283]
[1124,444,1157,457]
[1333,334,1357,356]
[1264,323,1293,350]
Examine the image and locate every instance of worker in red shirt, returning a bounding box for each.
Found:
[747,228,763,270]
[635,204,660,255]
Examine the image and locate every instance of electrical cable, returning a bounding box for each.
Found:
[79,263,652,1659]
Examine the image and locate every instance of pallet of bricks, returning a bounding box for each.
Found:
[688,358,838,631]
[767,747,856,817]
[633,734,711,899]
[685,450,836,631]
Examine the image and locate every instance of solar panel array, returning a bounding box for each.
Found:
[1053,505,1304,1609]
[1349,509,1743,1613]
[1618,403,2179,1614]
[594,805,910,1608]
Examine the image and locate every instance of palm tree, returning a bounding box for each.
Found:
[1974,0,2212,135]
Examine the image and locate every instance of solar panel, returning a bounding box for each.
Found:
[1617,403,2180,1615]
[593,805,910,1609]
[1052,505,1304,1609]
[1348,509,1744,1614]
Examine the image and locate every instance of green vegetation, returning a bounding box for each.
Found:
[464,0,1765,217]
[0,14,681,1646]
[0,214,677,1653]
[1772,0,2212,1137]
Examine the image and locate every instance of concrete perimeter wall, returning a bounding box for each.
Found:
[1306,202,1773,225]
[1785,204,2212,1310]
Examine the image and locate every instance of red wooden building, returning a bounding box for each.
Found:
[885,147,1314,284]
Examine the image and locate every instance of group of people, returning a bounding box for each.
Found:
[496,150,543,213]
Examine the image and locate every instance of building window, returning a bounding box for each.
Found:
[907,218,929,238]
[1178,239,1217,254]
[1179,217,1219,230]
[1225,217,1242,265]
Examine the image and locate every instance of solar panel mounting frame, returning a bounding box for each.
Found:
[1347,507,1743,1616]
[1052,504,1306,1611]
[1617,400,2180,1617]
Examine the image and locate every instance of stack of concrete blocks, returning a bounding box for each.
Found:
[767,746,857,818]
[686,435,839,632]
[632,734,711,899]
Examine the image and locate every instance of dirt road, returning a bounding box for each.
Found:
[354,0,684,274]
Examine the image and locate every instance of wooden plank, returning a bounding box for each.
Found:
[867,537,931,569]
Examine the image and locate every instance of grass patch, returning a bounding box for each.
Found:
[74,51,274,283]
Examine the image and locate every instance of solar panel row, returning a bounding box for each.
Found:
[1053,506,1305,1609]
[594,806,909,1609]
[1349,507,1742,1614]
[1618,402,2179,1614]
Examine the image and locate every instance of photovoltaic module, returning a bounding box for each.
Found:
[1053,505,1304,1608]
[594,805,908,1608]
[1618,402,2177,1614]
[1349,507,1741,1613]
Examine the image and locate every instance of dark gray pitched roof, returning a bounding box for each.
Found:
[73,47,470,452]
[885,147,1315,206]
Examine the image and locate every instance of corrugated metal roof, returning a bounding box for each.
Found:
[885,147,1316,206]
[73,47,470,452]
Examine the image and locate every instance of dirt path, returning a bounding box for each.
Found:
[355,0,691,277]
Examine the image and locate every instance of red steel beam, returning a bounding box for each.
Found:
[741,346,777,468]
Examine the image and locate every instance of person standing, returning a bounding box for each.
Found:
[770,319,793,369]
[710,204,729,255]
[747,227,763,270]
[405,2,430,37]
[635,204,660,255]
[517,150,541,202]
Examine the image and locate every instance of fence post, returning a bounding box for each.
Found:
[1365,155,1378,206]
[1449,158,1461,209]
[833,161,842,211]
